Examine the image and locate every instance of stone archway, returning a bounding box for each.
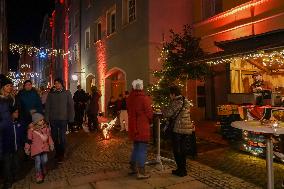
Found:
[86,74,95,94]
[104,67,126,112]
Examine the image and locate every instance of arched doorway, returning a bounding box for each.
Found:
[104,68,126,111]
[86,74,95,94]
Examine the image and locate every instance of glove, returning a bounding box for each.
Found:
[24,148,30,156]
[50,144,54,151]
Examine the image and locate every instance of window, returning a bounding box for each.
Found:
[74,12,79,28]
[69,19,72,35]
[87,0,94,9]
[87,0,91,8]
[122,0,136,25]
[202,0,222,19]
[128,0,136,23]
[85,28,90,49]
[74,43,79,61]
[110,12,116,33]
[95,22,102,42]
[107,6,116,35]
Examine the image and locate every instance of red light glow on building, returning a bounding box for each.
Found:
[95,41,107,111]
[50,11,56,85]
[64,10,69,89]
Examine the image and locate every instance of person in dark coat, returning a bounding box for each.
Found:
[87,86,101,131]
[0,74,16,189]
[127,79,153,179]
[73,85,87,130]
[45,78,74,163]
[2,108,25,188]
[107,96,117,118]
[163,86,195,177]
[16,80,43,129]
[118,91,129,131]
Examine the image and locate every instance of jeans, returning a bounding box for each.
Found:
[130,142,147,167]
[34,153,48,173]
[50,120,67,156]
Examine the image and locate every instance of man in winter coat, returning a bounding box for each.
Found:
[16,80,43,128]
[163,85,195,177]
[73,85,88,131]
[127,79,153,179]
[45,78,74,163]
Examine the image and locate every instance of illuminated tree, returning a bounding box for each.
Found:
[149,25,211,109]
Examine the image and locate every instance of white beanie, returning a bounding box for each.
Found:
[132,79,143,90]
[32,113,44,124]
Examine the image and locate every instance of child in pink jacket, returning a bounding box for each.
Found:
[25,112,54,184]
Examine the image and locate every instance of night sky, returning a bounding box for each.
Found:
[7,0,54,70]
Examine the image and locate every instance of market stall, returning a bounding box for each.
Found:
[214,46,284,159]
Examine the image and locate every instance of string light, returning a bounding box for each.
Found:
[9,43,72,58]
[7,71,39,86]
[207,48,284,68]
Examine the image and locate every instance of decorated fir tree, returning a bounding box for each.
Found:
[148,25,211,109]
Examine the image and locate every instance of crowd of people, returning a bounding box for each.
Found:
[0,73,196,188]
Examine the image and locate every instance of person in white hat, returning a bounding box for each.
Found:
[127,79,153,179]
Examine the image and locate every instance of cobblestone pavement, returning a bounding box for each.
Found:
[6,127,263,189]
[195,147,284,189]
[194,121,284,189]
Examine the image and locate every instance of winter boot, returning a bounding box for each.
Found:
[42,165,48,177]
[137,167,150,179]
[128,161,137,175]
[35,172,44,184]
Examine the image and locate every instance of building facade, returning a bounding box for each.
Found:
[50,0,69,88]
[67,0,81,94]
[79,0,192,112]
[0,0,8,74]
[39,14,53,87]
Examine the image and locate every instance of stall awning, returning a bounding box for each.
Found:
[201,29,284,68]
[215,29,284,53]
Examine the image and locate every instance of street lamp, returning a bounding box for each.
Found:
[72,74,78,81]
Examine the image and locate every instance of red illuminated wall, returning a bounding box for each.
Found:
[64,2,69,89]
[194,0,284,53]
[50,11,56,86]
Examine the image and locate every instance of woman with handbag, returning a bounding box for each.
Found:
[163,85,194,177]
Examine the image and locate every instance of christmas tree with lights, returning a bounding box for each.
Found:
[149,25,211,109]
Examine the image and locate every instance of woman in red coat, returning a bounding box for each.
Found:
[127,79,153,179]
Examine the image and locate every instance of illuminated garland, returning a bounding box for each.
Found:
[207,49,284,67]
[9,43,71,57]
[7,71,39,86]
